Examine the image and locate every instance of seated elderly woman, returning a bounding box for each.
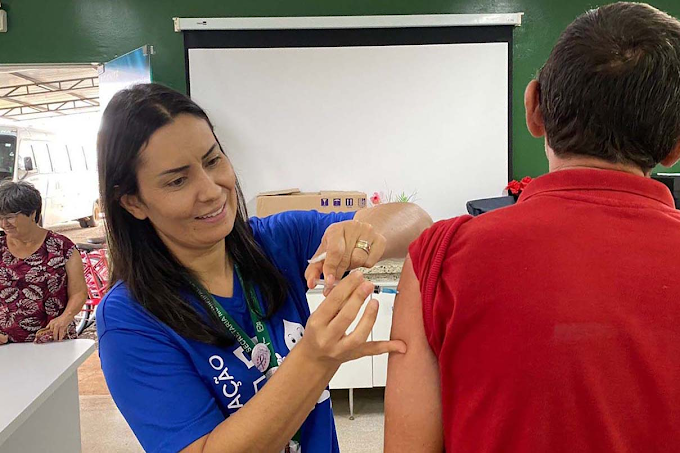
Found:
[0,181,88,344]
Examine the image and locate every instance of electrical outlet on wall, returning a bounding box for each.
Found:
[0,9,6,32]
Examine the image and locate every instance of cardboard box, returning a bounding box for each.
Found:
[256,189,367,217]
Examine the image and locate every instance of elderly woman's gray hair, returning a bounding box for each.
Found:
[0,181,42,223]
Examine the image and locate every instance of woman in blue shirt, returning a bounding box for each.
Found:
[96,83,431,453]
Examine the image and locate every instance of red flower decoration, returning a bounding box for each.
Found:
[505,180,522,195]
[506,176,533,196]
[370,192,381,205]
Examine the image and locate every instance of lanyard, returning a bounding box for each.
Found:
[190,265,304,445]
[190,265,276,374]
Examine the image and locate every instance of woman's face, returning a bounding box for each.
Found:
[0,211,35,236]
[121,114,238,254]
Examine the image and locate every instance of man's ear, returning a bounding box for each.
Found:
[660,141,680,167]
[120,194,148,220]
[525,80,546,138]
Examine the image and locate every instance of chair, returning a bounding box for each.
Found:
[466,196,516,216]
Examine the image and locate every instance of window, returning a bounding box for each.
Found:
[31,143,53,174]
[83,145,97,171]
[67,145,87,172]
[48,144,71,173]
[0,135,16,177]
[48,144,72,173]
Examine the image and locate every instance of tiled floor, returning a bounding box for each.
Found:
[79,354,143,452]
[78,354,386,452]
[332,389,386,453]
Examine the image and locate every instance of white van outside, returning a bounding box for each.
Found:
[0,124,100,228]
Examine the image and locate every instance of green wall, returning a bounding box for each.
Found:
[2,0,680,177]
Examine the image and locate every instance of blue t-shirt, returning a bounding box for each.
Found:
[96,210,355,453]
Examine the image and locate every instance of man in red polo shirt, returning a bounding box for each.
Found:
[384,3,680,452]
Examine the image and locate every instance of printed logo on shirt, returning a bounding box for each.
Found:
[283,319,304,351]
[208,354,245,410]
[204,318,328,453]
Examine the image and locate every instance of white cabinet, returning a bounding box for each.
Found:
[306,283,397,390]
[370,292,396,387]
[306,292,374,389]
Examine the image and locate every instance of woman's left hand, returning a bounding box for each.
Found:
[46,314,74,341]
[305,219,386,295]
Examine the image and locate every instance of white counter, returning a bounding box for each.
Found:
[0,339,95,452]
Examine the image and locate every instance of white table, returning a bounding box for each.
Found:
[0,339,95,453]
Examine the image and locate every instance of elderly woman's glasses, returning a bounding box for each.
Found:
[0,212,22,225]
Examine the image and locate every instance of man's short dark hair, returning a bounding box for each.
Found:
[537,2,680,171]
[0,181,42,223]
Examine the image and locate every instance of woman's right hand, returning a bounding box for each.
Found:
[296,271,406,368]
[0,332,8,345]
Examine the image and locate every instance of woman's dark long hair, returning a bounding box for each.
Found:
[98,83,288,346]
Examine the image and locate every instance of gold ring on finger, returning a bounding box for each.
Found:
[355,239,371,255]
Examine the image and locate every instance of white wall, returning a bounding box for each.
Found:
[189,42,508,221]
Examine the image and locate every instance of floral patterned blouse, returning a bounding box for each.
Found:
[0,231,76,342]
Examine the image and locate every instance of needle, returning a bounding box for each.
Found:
[307,252,327,264]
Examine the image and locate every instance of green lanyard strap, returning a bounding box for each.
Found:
[190,265,276,373]
[189,265,303,444]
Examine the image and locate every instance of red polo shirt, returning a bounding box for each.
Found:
[409,169,680,452]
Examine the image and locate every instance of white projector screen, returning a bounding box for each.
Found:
[188,41,509,221]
